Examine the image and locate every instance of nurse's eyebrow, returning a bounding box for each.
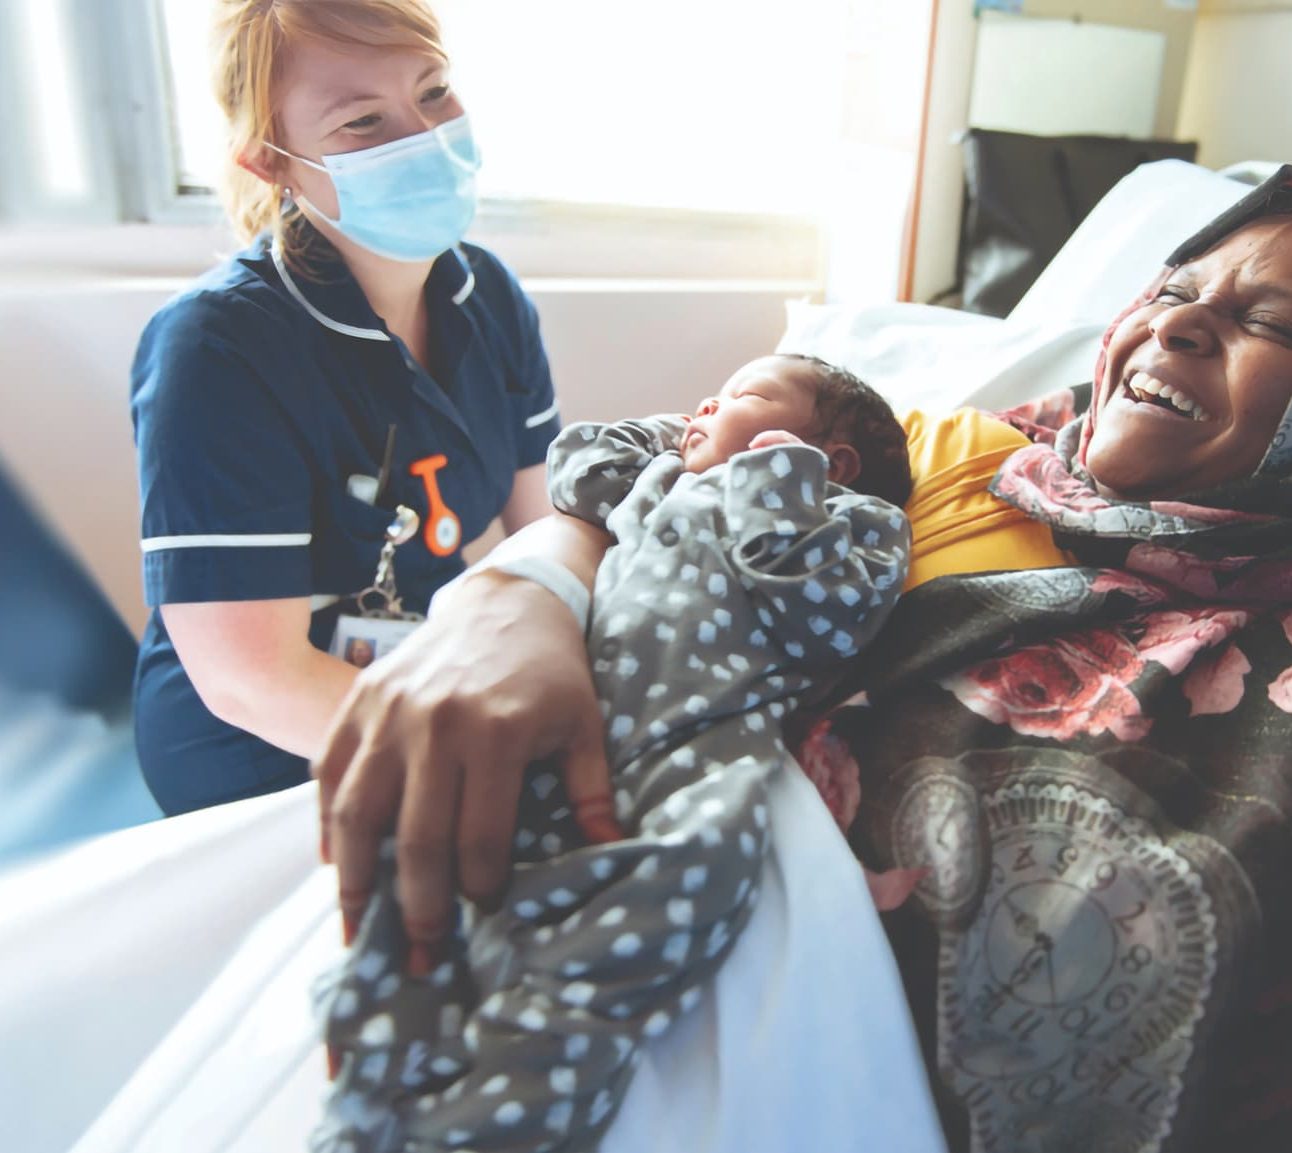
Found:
[317,64,446,122]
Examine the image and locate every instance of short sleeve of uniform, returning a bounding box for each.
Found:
[132,292,313,606]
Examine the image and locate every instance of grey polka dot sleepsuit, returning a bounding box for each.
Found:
[314,415,910,1153]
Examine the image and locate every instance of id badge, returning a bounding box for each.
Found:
[330,611,424,668]
[329,502,426,668]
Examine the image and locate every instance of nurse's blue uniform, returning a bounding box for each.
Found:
[131,234,560,815]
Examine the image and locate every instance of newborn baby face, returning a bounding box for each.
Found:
[680,356,816,474]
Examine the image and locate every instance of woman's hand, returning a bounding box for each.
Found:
[314,519,617,963]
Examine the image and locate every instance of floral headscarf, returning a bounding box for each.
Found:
[1078,163,1292,479]
[988,171,1292,603]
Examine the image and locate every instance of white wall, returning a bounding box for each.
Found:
[1022,0,1198,141]
[0,235,806,638]
[1176,4,1292,169]
[910,0,1200,303]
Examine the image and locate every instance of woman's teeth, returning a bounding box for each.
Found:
[1124,371,1212,421]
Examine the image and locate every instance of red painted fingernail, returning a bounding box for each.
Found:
[582,815,625,844]
[341,908,360,947]
[339,888,369,947]
[404,919,451,977]
[326,1043,342,1081]
[407,941,434,978]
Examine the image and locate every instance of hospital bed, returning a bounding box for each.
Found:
[0,160,1259,1153]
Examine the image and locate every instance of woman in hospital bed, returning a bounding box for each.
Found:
[2,115,1289,1153]
[316,165,1292,1153]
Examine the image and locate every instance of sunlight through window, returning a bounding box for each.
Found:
[158,0,850,217]
[20,0,89,200]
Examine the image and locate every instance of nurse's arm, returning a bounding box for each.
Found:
[160,598,358,761]
[499,461,554,534]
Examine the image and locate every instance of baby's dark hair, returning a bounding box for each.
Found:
[778,354,913,507]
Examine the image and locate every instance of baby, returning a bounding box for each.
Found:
[315,354,912,1153]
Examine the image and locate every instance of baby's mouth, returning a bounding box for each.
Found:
[1121,371,1213,422]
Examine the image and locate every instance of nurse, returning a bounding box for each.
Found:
[131,0,581,815]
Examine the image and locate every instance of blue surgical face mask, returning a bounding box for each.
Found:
[266,114,480,262]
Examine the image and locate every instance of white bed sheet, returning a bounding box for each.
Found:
[4,770,945,1153]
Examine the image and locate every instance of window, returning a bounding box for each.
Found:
[1,0,100,220]
[2,0,935,297]
[158,0,849,218]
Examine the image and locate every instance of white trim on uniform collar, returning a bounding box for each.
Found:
[450,247,475,305]
[141,532,312,553]
[271,242,391,343]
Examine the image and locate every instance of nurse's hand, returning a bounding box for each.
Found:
[314,551,617,964]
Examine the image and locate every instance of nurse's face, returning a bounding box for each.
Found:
[269,37,464,220]
[1086,217,1292,498]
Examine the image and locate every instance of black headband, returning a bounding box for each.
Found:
[1165,163,1292,267]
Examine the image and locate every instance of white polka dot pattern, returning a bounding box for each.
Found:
[314,416,910,1153]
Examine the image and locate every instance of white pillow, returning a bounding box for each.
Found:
[777,301,1104,415]
[1009,159,1251,327]
[779,160,1255,416]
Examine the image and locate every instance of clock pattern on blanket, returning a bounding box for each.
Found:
[889,754,1233,1153]
[961,568,1094,616]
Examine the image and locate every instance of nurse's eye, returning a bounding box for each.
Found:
[420,84,450,104]
[342,113,381,132]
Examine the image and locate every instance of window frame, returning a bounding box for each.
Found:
[108,0,219,226]
[3,0,824,288]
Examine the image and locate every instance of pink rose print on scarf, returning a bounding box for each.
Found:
[793,720,922,911]
[1270,669,1292,714]
[1135,608,1253,675]
[995,388,1078,446]
[942,629,1150,741]
[795,718,861,831]
[1126,544,1292,604]
[1183,643,1253,717]
[992,444,1112,521]
[1269,611,1292,715]
[1090,569,1169,606]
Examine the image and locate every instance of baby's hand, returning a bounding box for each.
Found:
[748,429,805,451]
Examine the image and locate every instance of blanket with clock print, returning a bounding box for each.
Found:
[830,383,1292,1153]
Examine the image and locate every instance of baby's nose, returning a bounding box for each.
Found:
[695,396,719,417]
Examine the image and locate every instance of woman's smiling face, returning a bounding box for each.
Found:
[1085,216,1292,499]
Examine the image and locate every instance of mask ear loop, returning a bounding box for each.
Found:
[262,140,342,229]
[262,140,329,173]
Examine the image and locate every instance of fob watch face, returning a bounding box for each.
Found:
[888,752,1253,1153]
